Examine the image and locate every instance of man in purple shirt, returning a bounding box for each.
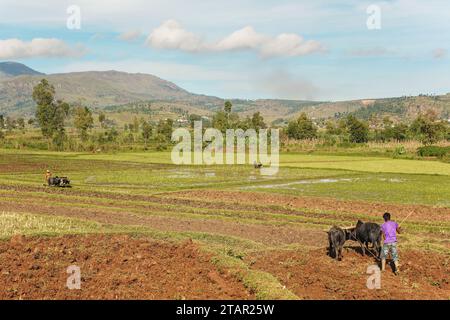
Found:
[380,212,402,275]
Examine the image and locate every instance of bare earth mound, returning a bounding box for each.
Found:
[0,235,253,300]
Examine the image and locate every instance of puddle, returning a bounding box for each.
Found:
[167,169,197,178]
[378,178,404,183]
[241,178,354,189]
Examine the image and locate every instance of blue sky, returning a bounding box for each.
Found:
[0,0,449,101]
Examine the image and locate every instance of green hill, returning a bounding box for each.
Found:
[0,62,449,123]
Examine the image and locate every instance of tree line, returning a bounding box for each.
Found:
[285,111,449,145]
[0,79,449,151]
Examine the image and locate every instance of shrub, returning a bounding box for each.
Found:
[337,141,359,148]
[392,145,406,157]
[417,146,450,158]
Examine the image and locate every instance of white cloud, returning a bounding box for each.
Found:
[259,34,325,58]
[146,20,325,58]
[0,38,86,59]
[147,19,204,52]
[117,30,142,42]
[214,26,266,51]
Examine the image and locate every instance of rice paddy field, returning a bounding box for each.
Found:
[0,149,449,300]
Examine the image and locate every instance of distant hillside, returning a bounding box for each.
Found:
[103,98,323,125]
[293,95,450,122]
[348,95,450,121]
[0,63,320,122]
[0,62,44,78]
[0,70,201,116]
[0,62,449,123]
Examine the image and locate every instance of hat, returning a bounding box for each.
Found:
[46,170,50,173]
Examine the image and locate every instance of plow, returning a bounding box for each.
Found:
[47,176,72,188]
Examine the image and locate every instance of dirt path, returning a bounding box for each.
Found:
[247,248,449,300]
[0,235,253,300]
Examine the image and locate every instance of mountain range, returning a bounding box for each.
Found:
[0,61,449,123]
[0,61,44,77]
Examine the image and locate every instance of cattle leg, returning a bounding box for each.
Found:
[359,241,366,256]
[376,242,381,258]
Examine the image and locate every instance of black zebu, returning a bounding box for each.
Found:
[327,226,352,261]
[349,220,382,258]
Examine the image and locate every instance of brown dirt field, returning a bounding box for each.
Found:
[1,185,448,300]
[246,248,450,300]
[167,190,450,222]
[0,198,328,247]
[0,235,254,300]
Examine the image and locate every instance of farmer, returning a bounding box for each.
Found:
[45,170,52,185]
[380,212,401,275]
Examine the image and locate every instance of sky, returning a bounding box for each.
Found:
[0,0,449,101]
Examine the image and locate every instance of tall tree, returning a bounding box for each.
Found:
[410,112,446,145]
[346,115,369,143]
[74,106,94,141]
[188,114,202,128]
[251,112,266,131]
[157,119,174,141]
[33,79,69,146]
[98,112,106,128]
[286,113,317,140]
[212,111,228,132]
[224,100,232,115]
[133,116,140,133]
[141,121,153,148]
[17,118,25,131]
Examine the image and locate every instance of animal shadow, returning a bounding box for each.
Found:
[345,245,380,263]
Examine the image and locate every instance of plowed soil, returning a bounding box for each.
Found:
[0,185,448,300]
[247,247,449,300]
[168,190,450,222]
[0,235,253,300]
